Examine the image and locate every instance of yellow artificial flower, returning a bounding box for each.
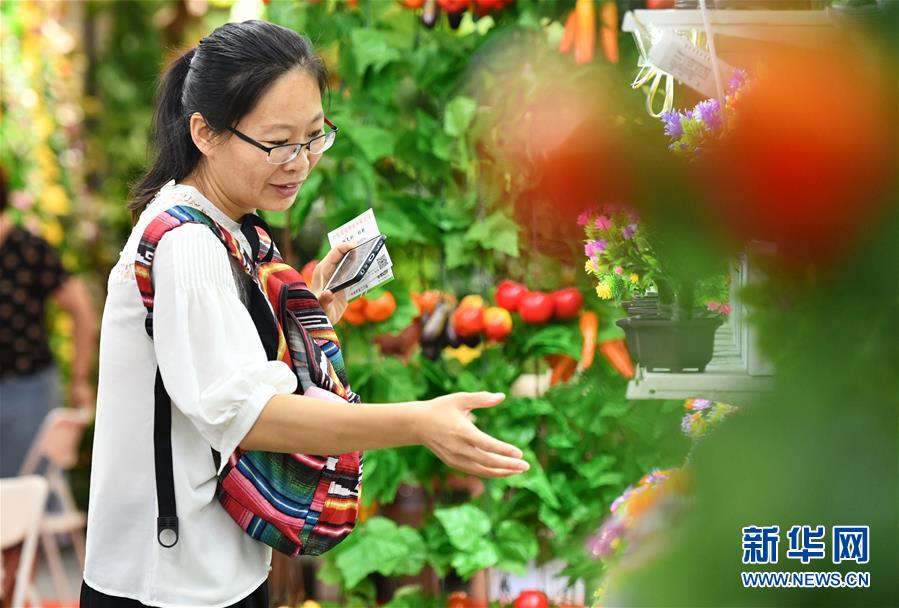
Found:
[596,283,612,300]
[41,184,70,215]
[631,273,639,284]
[585,259,596,274]
[42,219,64,246]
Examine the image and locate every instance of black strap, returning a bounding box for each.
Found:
[154,368,178,547]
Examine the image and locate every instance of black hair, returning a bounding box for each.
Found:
[129,20,327,222]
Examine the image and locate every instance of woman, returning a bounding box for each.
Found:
[82,20,528,608]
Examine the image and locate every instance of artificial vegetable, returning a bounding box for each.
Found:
[599,338,635,378]
[579,310,598,368]
[518,291,554,324]
[600,0,619,64]
[574,0,595,65]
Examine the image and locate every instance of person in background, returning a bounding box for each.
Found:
[0,166,97,478]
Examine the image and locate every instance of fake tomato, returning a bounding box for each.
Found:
[301,260,317,286]
[401,0,424,7]
[413,290,440,318]
[343,298,367,326]
[446,591,470,608]
[364,292,396,323]
[513,590,549,608]
[518,291,554,324]
[494,280,527,312]
[552,288,583,319]
[453,306,485,338]
[459,294,485,309]
[483,306,513,342]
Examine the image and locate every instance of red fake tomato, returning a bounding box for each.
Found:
[453,306,485,338]
[494,280,527,312]
[301,260,318,286]
[446,591,470,608]
[513,590,549,608]
[401,0,424,8]
[518,292,554,324]
[343,298,367,326]
[364,292,397,323]
[438,0,468,11]
[646,0,675,7]
[552,288,583,319]
[483,306,513,342]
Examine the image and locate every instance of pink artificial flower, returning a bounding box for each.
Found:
[576,211,590,226]
[614,266,624,275]
[594,215,613,231]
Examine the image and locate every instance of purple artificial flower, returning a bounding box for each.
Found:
[728,68,748,93]
[585,516,628,558]
[577,211,590,226]
[681,414,693,434]
[694,98,722,132]
[594,215,613,231]
[610,485,634,514]
[661,111,683,140]
[595,239,607,254]
[622,224,637,239]
[691,398,713,411]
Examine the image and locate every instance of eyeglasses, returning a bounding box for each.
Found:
[227,117,338,165]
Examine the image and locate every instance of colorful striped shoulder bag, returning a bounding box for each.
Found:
[134,204,362,557]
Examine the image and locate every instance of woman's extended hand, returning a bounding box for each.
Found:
[310,242,356,325]
[421,392,530,478]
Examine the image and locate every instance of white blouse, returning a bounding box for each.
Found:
[83,182,298,607]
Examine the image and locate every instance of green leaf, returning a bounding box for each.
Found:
[434,504,492,552]
[494,520,538,574]
[361,449,407,506]
[350,29,401,76]
[444,96,477,137]
[450,536,499,579]
[333,517,425,589]
[443,233,470,269]
[346,124,396,163]
[464,212,519,257]
[505,450,561,509]
[259,208,287,228]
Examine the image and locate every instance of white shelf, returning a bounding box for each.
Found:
[623,9,836,47]
[625,248,776,404]
[626,322,775,403]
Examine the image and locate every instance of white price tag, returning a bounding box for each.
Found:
[327,209,394,299]
[649,32,735,99]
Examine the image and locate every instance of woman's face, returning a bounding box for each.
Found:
[196,68,325,218]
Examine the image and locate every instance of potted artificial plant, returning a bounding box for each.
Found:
[581,205,728,373]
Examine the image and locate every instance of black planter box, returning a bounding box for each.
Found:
[616,315,724,373]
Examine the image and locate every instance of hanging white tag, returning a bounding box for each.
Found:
[648,32,735,99]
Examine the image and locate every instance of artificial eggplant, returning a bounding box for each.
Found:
[422,301,451,345]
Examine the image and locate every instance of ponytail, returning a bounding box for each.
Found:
[128,48,200,223]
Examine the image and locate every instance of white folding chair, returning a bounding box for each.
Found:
[18,407,92,603]
[1,475,49,608]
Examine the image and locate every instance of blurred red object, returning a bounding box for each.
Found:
[701,49,895,271]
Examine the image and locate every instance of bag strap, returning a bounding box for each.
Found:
[154,368,178,547]
[136,205,262,548]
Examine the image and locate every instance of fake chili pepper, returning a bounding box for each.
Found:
[550,355,578,385]
[600,1,619,64]
[579,311,598,368]
[574,0,595,65]
[559,10,577,54]
[599,338,635,379]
